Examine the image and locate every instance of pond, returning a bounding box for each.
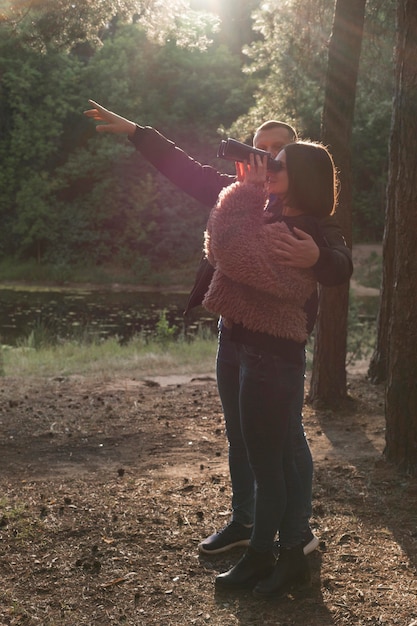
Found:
[0,286,218,346]
[0,286,379,348]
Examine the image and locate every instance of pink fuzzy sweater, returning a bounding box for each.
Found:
[203,181,317,343]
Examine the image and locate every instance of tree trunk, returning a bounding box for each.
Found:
[385,0,417,475]
[309,0,366,406]
[367,182,395,384]
[309,282,350,406]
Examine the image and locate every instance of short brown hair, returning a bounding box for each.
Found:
[255,120,298,142]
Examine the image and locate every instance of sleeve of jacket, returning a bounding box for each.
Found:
[312,214,353,286]
[129,125,235,208]
[205,182,315,301]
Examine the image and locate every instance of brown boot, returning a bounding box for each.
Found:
[253,544,311,597]
[215,546,276,590]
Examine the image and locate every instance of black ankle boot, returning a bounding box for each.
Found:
[253,544,311,597]
[215,546,276,590]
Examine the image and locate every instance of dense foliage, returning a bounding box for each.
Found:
[0,0,394,279]
[230,0,395,241]
[0,4,255,273]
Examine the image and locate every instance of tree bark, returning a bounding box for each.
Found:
[309,0,366,406]
[384,0,417,475]
[367,181,395,384]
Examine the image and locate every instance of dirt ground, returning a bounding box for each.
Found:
[1,364,416,626]
[1,244,417,625]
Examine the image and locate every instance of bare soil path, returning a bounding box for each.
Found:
[1,363,416,625]
[2,243,416,626]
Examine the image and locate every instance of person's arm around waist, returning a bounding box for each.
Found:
[271,216,352,287]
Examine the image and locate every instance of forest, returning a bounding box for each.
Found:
[0,2,417,624]
[0,0,394,280]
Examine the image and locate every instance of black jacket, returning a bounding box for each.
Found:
[129,125,353,332]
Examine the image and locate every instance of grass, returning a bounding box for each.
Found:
[0,246,382,380]
[0,301,376,379]
[1,330,218,379]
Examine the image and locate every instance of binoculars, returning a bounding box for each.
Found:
[217,138,283,172]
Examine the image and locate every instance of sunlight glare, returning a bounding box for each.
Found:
[188,0,221,16]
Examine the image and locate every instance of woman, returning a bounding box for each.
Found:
[84,101,351,558]
[203,142,338,597]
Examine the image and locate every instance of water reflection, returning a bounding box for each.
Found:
[0,287,217,346]
[0,287,379,347]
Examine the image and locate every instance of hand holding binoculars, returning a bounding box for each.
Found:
[217,138,284,172]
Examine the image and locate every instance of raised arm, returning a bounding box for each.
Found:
[84,100,234,207]
[84,100,136,135]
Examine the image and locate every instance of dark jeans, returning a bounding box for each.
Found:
[216,324,313,550]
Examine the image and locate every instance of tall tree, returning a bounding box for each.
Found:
[0,32,82,258]
[384,0,417,475]
[367,5,399,385]
[0,14,255,266]
[0,0,217,51]
[367,187,394,385]
[190,0,259,54]
[230,0,333,140]
[308,0,366,406]
[351,2,395,241]
[229,0,394,244]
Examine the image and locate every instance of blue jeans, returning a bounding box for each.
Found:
[216,324,313,550]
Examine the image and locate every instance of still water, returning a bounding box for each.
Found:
[0,287,379,347]
[0,287,218,346]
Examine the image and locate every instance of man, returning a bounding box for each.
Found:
[84,102,352,556]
